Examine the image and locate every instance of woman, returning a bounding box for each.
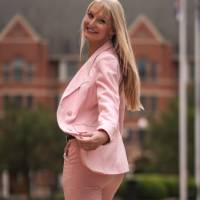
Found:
[57,0,142,199]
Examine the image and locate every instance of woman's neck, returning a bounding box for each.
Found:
[88,41,107,57]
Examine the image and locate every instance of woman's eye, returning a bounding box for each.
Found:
[87,12,93,19]
[98,19,106,24]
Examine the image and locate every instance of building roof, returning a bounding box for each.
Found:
[0,0,195,56]
[0,14,41,42]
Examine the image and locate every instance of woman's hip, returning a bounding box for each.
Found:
[62,139,124,189]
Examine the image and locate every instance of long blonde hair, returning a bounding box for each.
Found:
[80,0,142,111]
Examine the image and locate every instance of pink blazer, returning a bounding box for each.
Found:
[57,41,129,174]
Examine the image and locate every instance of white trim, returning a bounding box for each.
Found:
[142,79,177,85]
[141,90,176,97]
[0,89,58,97]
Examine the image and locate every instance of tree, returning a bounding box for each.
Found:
[0,106,65,195]
[136,86,194,174]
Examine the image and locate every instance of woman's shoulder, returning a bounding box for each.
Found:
[93,48,120,76]
[95,48,119,64]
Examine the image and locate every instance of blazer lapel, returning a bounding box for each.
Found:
[60,63,90,100]
[61,41,113,100]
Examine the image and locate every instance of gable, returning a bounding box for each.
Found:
[129,15,168,44]
[132,23,156,40]
[0,15,40,42]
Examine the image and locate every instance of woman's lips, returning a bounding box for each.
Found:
[86,27,98,34]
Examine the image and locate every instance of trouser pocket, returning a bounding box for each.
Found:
[63,141,71,159]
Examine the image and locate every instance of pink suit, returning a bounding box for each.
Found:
[57,41,129,199]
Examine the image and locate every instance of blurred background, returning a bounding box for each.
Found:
[0,0,198,199]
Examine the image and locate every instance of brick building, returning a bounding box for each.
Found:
[124,15,178,164]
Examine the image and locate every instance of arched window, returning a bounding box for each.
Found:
[137,58,147,80]
[12,58,24,81]
[2,58,35,81]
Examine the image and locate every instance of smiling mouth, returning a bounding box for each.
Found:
[86,27,98,34]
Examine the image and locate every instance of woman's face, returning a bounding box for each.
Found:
[83,3,114,46]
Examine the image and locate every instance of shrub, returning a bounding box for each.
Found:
[116,178,129,198]
[117,174,197,200]
[188,178,197,200]
[163,175,179,197]
[135,175,168,199]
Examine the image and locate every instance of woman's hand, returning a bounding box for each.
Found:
[76,130,109,151]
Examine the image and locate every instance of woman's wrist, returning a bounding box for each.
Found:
[98,129,110,145]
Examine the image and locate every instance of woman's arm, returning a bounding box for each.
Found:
[76,54,121,151]
[95,54,120,142]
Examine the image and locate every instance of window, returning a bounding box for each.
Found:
[13,95,23,107]
[137,58,158,81]
[27,64,34,80]
[141,95,147,110]
[151,96,158,112]
[3,95,35,109]
[150,63,157,80]
[137,58,147,80]
[67,61,78,79]
[2,64,9,81]
[13,58,24,81]
[27,95,33,108]
[3,95,10,108]
[140,95,158,113]
[54,95,59,109]
[1,58,35,81]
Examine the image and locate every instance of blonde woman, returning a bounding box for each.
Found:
[57,0,142,199]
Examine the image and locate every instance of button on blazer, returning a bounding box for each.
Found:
[57,41,129,174]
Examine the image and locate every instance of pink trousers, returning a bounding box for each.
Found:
[62,139,124,200]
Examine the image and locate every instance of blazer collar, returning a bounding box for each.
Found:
[87,41,113,66]
[60,41,113,100]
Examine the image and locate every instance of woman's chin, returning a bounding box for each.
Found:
[85,37,98,44]
[85,34,96,41]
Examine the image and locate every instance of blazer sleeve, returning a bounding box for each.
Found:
[95,54,120,142]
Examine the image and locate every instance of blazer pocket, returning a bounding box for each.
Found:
[62,76,91,98]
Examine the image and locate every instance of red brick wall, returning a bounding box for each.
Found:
[0,19,58,112]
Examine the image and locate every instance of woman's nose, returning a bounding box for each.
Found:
[89,18,96,26]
